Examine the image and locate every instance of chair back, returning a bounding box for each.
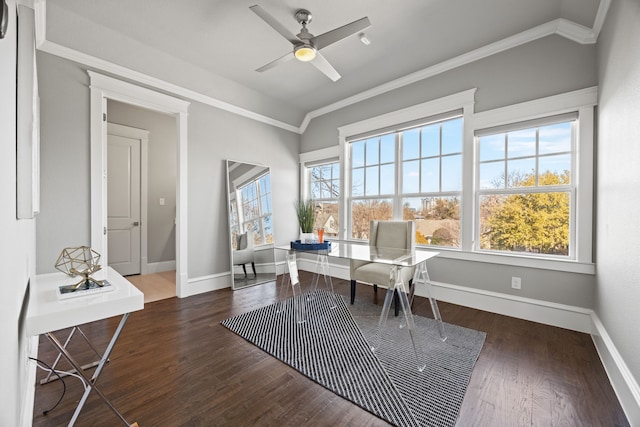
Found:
[236,230,254,251]
[369,220,415,251]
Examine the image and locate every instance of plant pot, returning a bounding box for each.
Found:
[299,232,315,243]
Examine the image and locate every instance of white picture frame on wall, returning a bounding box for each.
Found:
[16,4,39,219]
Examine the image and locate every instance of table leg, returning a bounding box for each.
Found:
[374,266,426,372]
[41,326,109,385]
[312,250,337,309]
[411,261,447,341]
[45,313,135,426]
[285,251,306,323]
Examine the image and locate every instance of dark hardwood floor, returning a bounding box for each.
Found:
[32,274,629,427]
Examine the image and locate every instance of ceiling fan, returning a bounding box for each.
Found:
[249,5,371,82]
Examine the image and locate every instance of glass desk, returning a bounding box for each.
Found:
[276,241,446,371]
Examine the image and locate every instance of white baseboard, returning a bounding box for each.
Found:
[591,314,640,426]
[21,335,39,427]
[147,260,176,274]
[183,272,230,297]
[424,281,594,333]
[295,259,593,333]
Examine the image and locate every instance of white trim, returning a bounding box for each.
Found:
[338,89,477,140]
[32,2,299,134]
[591,314,640,425]
[472,86,597,266]
[473,86,598,130]
[425,281,593,333]
[31,1,610,134]
[107,123,149,276]
[184,272,231,296]
[295,257,593,332]
[299,146,341,164]
[428,248,595,275]
[299,5,609,132]
[20,336,39,427]
[147,260,177,274]
[89,72,191,298]
[299,145,342,212]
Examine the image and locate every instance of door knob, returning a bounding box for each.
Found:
[133,221,140,226]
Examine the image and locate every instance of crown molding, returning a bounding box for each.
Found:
[300,0,611,132]
[31,0,609,135]
[32,1,301,134]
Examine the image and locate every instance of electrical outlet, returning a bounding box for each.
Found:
[511,277,522,290]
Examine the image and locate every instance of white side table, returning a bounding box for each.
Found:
[27,267,144,426]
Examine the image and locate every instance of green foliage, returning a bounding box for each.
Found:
[481,171,570,255]
[295,199,315,233]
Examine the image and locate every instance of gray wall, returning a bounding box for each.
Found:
[301,34,598,309]
[107,100,177,265]
[596,0,640,391]
[0,2,37,425]
[36,51,300,281]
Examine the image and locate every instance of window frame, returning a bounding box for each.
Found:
[308,158,341,238]
[335,87,596,274]
[347,116,465,244]
[300,146,342,235]
[474,117,577,258]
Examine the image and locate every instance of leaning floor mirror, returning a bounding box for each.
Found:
[226,160,276,289]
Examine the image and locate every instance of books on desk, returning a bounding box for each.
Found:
[57,280,115,300]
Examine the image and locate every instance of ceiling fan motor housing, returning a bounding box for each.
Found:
[295,9,312,25]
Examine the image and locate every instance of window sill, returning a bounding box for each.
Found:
[418,247,595,275]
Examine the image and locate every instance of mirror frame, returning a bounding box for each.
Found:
[226,160,276,290]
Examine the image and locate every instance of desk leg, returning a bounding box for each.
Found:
[312,251,337,309]
[45,313,135,426]
[411,261,447,341]
[375,266,426,372]
[283,251,305,323]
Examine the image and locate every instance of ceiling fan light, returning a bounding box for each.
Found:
[294,45,316,62]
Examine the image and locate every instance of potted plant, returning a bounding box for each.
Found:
[295,199,315,242]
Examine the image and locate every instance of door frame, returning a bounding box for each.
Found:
[89,71,190,297]
[107,122,149,275]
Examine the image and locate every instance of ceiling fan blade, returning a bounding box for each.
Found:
[256,51,294,72]
[249,5,300,45]
[310,51,341,82]
[311,17,371,50]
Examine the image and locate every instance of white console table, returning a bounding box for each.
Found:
[27,267,144,426]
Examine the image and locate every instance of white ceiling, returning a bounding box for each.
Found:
[48,0,602,114]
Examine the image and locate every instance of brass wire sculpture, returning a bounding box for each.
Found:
[55,246,105,290]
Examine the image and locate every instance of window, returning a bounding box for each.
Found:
[237,172,273,246]
[349,116,463,245]
[339,88,595,270]
[476,118,574,256]
[309,161,340,237]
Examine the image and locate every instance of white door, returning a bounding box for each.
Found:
[107,133,141,276]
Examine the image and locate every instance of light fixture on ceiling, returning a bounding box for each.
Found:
[294,44,317,61]
[359,32,371,46]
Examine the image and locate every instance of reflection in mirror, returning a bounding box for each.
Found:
[226,160,276,289]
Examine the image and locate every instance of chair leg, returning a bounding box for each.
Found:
[350,280,356,304]
[241,264,247,278]
[251,262,257,278]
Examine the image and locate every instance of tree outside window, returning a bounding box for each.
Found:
[310,162,340,237]
[478,121,573,255]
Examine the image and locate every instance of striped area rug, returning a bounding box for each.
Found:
[221,290,485,427]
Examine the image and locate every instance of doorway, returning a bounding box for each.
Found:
[89,71,190,297]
